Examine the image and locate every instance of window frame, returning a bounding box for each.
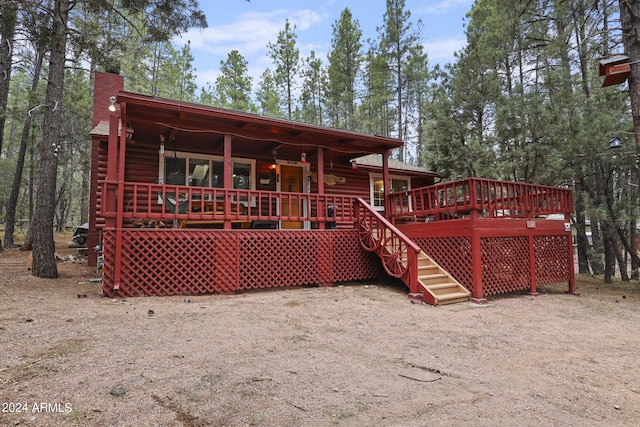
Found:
[159,150,256,191]
[369,173,411,211]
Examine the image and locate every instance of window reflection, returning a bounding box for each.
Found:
[233,163,251,189]
[189,159,209,187]
[160,154,254,190]
[165,157,186,185]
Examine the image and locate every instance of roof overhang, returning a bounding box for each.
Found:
[353,154,439,179]
[112,91,402,161]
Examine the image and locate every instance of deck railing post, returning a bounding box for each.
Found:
[528,232,538,296]
[407,247,420,294]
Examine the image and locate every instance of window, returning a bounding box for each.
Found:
[233,162,251,190]
[160,151,254,190]
[370,175,410,210]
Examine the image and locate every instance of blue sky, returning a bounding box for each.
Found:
[176,0,474,89]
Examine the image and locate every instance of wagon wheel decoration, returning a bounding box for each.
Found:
[358,211,383,251]
[381,234,409,278]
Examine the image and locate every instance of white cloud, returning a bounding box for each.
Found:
[423,37,467,64]
[290,9,325,31]
[177,9,323,57]
[177,8,326,88]
[418,0,473,16]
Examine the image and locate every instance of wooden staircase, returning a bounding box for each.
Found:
[356,198,470,306]
[415,251,470,305]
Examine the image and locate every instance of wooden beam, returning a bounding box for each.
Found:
[382,151,391,218]
[223,134,232,230]
[317,147,325,230]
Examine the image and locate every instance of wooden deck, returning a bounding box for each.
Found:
[99,179,575,304]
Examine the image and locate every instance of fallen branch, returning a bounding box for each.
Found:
[287,402,307,412]
[399,373,441,383]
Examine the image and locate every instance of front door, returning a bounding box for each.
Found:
[280,164,304,229]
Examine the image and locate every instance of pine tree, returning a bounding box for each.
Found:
[327,8,363,131]
[215,50,254,112]
[377,0,423,161]
[256,68,283,118]
[299,51,326,125]
[267,19,300,120]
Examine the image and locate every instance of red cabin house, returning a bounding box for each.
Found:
[90,72,575,305]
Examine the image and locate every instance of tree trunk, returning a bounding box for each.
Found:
[573,189,591,274]
[620,1,640,188]
[614,239,630,281]
[630,219,638,279]
[30,0,69,278]
[603,222,616,283]
[0,2,17,251]
[0,2,16,155]
[4,50,43,248]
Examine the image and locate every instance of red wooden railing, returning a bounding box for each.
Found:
[388,178,573,221]
[355,198,421,293]
[101,180,358,226]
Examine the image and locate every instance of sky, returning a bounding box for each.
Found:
[175,0,474,89]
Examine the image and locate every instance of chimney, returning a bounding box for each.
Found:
[92,71,124,127]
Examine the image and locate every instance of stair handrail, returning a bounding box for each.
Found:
[355,198,422,293]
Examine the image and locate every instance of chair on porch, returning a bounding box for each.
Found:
[160,193,189,214]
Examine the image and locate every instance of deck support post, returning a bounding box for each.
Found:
[223,134,232,230]
[566,219,578,296]
[528,232,538,296]
[470,226,487,304]
[317,147,325,229]
[382,151,391,219]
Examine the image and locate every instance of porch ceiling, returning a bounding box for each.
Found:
[116,92,402,163]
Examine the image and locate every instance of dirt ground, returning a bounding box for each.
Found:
[1,235,640,427]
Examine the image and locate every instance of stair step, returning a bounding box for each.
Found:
[425,282,460,291]
[419,274,451,286]
[437,291,471,300]
[420,272,448,279]
[435,292,471,305]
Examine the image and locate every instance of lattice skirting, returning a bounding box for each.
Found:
[412,234,571,297]
[101,229,381,297]
[534,235,571,287]
[413,236,473,292]
[481,236,530,296]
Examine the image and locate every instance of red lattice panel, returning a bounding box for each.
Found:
[481,237,530,296]
[102,229,380,297]
[101,231,117,296]
[535,235,570,286]
[412,237,473,292]
[103,229,239,297]
[331,232,382,282]
[239,231,326,289]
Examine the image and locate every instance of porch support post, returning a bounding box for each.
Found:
[382,151,391,220]
[223,134,232,230]
[317,147,325,230]
[105,111,119,228]
[113,102,128,291]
